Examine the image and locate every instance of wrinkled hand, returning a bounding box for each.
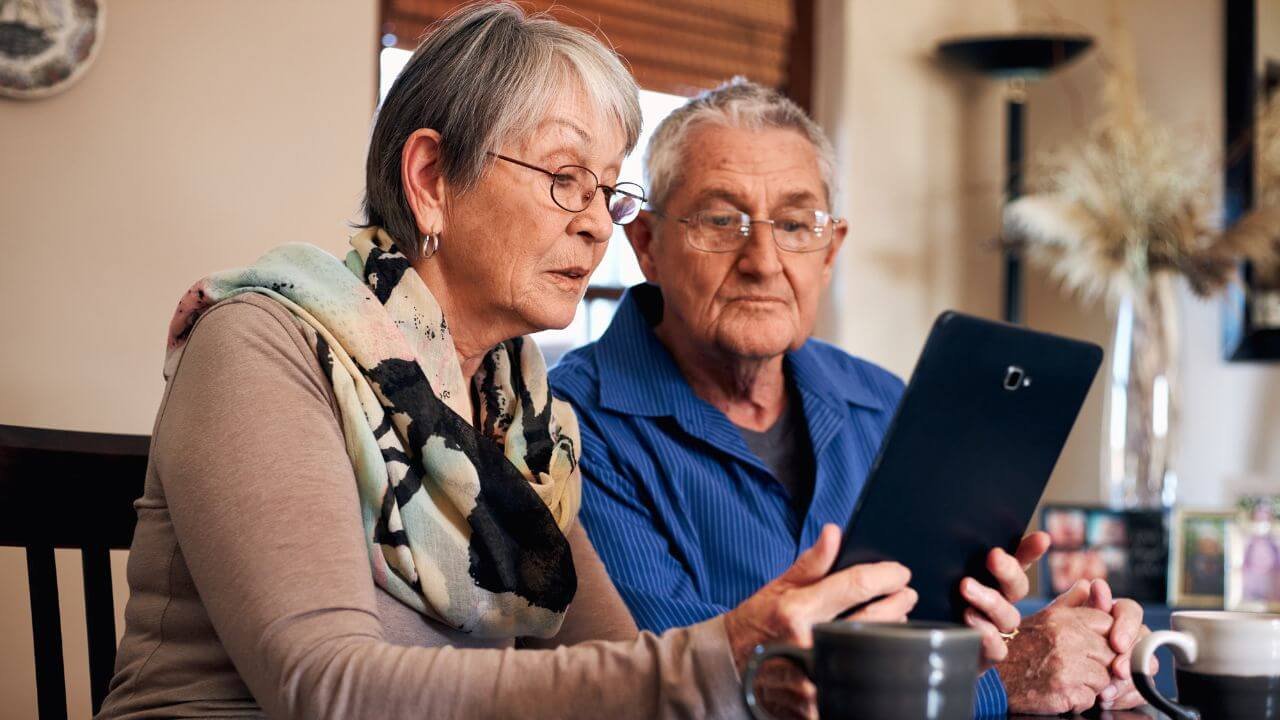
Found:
[959,531,1051,668]
[1002,579,1121,714]
[724,524,916,720]
[1085,579,1155,711]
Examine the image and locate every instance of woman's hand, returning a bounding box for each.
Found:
[723,524,915,720]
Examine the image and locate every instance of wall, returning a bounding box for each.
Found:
[813,0,1014,373]
[2,0,1278,716]
[0,1,376,717]
[814,0,1280,522]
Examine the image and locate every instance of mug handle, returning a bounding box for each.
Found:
[742,643,815,720]
[1130,630,1201,720]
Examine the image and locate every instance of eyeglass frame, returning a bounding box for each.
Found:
[647,206,847,254]
[487,152,647,225]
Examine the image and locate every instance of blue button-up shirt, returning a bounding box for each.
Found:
[550,285,1007,716]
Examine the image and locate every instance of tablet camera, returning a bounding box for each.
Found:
[1003,366,1031,391]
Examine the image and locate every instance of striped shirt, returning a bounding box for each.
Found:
[550,284,1008,717]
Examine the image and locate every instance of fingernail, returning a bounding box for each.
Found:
[1101,684,1118,701]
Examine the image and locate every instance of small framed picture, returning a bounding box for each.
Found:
[1168,510,1233,608]
[1226,517,1280,613]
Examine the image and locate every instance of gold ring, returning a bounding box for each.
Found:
[998,628,1019,642]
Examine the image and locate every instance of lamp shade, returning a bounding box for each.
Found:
[937,33,1094,80]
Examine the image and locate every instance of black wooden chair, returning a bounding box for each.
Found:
[0,424,148,720]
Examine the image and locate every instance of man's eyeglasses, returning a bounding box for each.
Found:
[654,208,845,253]
[488,152,646,225]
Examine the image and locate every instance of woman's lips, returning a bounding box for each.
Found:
[546,268,589,292]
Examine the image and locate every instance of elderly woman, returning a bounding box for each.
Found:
[94,4,915,719]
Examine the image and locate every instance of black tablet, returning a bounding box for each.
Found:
[832,311,1103,622]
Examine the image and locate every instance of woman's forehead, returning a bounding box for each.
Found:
[518,82,627,160]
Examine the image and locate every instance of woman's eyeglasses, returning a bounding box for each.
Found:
[489,152,646,225]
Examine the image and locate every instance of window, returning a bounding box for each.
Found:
[378,46,688,361]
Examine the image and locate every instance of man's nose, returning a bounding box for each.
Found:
[735,222,783,277]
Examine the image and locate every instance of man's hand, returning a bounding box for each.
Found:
[1085,579,1155,710]
[960,531,1051,667]
[724,524,916,720]
[1002,579,1121,714]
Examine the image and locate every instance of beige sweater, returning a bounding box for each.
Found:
[97,293,741,720]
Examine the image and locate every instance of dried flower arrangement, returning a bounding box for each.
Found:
[1002,20,1278,305]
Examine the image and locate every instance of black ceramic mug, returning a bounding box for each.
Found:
[741,621,983,720]
[1131,610,1280,720]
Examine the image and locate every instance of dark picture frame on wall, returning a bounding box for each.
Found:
[1223,0,1280,360]
[1040,505,1169,603]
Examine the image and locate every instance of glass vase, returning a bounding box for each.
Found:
[1104,271,1180,508]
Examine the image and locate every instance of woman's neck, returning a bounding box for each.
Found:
[411,261,515,386]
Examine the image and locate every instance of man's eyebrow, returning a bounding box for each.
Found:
[690,187,750,207]
[688,187,824,211]
[774,190,822,208]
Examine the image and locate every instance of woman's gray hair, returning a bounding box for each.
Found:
[362,1,642,256]
[644,77,836,212]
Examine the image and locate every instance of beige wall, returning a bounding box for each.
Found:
[813,0,1014,373]
[814,0,1280,514]
[3,0,1278,716]
[0,0,376,717]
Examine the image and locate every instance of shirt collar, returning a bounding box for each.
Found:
[595,283,885,416]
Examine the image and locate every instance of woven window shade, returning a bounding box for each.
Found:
[381,0,799,97]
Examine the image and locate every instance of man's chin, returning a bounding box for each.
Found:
[714,326,796,361]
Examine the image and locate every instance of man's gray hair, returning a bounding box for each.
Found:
[644,77,836,212]
[362,1,642,257]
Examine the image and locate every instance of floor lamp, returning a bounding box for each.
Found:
[937,34,1094,324]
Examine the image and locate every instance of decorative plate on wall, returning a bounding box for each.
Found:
[0,0,104,100]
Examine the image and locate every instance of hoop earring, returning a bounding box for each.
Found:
[421,233,440,259]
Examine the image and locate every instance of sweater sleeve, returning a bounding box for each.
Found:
[519,524,639,648]
[152,298,742,720]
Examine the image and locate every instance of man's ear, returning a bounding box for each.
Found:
[820,218,848,286]
[625,209,662,284]
[401,128,448,238]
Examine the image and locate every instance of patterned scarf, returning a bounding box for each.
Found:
[164,228,581,638]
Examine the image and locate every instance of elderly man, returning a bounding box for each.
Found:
[550,79,1151,717]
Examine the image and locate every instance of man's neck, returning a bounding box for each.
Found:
[653,321,788,432]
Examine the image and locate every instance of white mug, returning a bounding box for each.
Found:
[1130,610,1280,720]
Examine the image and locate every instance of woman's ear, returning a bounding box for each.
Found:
[401,128,448,237]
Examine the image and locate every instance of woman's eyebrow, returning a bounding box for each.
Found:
[535,117,592,150]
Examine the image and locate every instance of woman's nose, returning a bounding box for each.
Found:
[572,189,615,243]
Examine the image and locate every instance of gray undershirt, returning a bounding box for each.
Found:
[737,384,816,518]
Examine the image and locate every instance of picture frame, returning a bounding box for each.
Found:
[1226,517,1280,612]
[1040,505,1168,603]
[1167,509,1233,608]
